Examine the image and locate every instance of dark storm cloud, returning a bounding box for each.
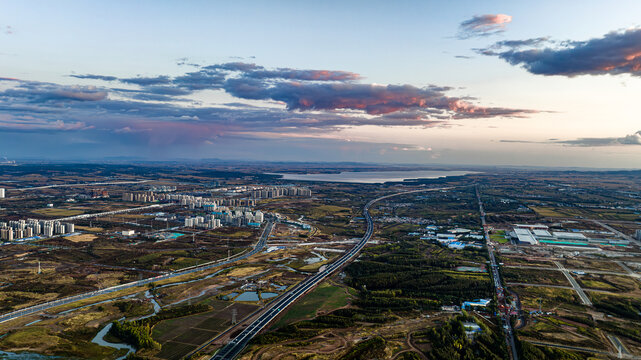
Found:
[458,14,512,39]
[481,28,641,77]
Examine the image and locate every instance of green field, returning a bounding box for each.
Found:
[31,208,85,217]
[272,282,351,328]
[530,206,641,221]
[490,230,508,243]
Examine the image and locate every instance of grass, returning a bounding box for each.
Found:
[510,285,581,311]
[503,268,569,286]
[273,282,351,328]
[530,205,641,221]
[307,204,352,219]
[31,208,84,217]
[0,326,119,359]
[490,230,508,243]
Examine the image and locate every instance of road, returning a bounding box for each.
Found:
[506,282,618,294]
[476,186,519,360]
[0,221,274,325]
[591,219,641,247]
[503,265,640,279]
[608,334,631,356]
[553,261,592,306]
[210,187,453,360]
[55,203,173,222]
[526,340,641,359]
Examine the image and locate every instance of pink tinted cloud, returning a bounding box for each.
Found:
[458,14,512,39]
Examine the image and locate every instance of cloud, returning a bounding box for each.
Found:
[224,79,533,118]
[0,80,108,102]
[458,14,512,39]
[487,37,550,50]
[70,74,118,81]
[501,131,641,147]
[0,62,535,150]
[120,75,172,86]
[481,28,641,77]
[245,68,360,81]
[556,131,641,146]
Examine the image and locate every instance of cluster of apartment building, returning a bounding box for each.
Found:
[148,185,176,192]
[122,192,256,207]
[0,219,75,241]
[184,209,264,229]
[249,186,312,199]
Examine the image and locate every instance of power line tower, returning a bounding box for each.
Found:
[231,308,237,325]
[37,260,42,275]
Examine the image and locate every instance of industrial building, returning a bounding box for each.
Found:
[510,224,630,247]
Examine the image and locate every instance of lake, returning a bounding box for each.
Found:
[274,170,476,184]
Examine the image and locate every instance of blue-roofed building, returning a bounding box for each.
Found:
[448,242,467,250]
[462,299,491,310]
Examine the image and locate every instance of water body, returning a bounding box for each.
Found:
[90,322,135,360]
[273,170,476,184]
[222,292,238,300]
[270,284,287,291]
[0,351,59,359]
[260,292,278,300]
[304,251,327,265]
[234,292,260,302]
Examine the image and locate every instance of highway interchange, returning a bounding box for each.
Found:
[211,187,453,360]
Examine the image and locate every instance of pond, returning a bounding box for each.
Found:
[222,292,238,300]
[234,292,260,302]
[0,351,60,359]
[260,292,278,299]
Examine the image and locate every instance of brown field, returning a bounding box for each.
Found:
[65,234,97,242]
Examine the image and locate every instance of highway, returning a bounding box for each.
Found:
[0,221,274,325]
[476,186,519,360]
[210,187,452,360]
[553,261,592,306]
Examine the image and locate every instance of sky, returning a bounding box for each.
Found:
[1,0,641,168]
